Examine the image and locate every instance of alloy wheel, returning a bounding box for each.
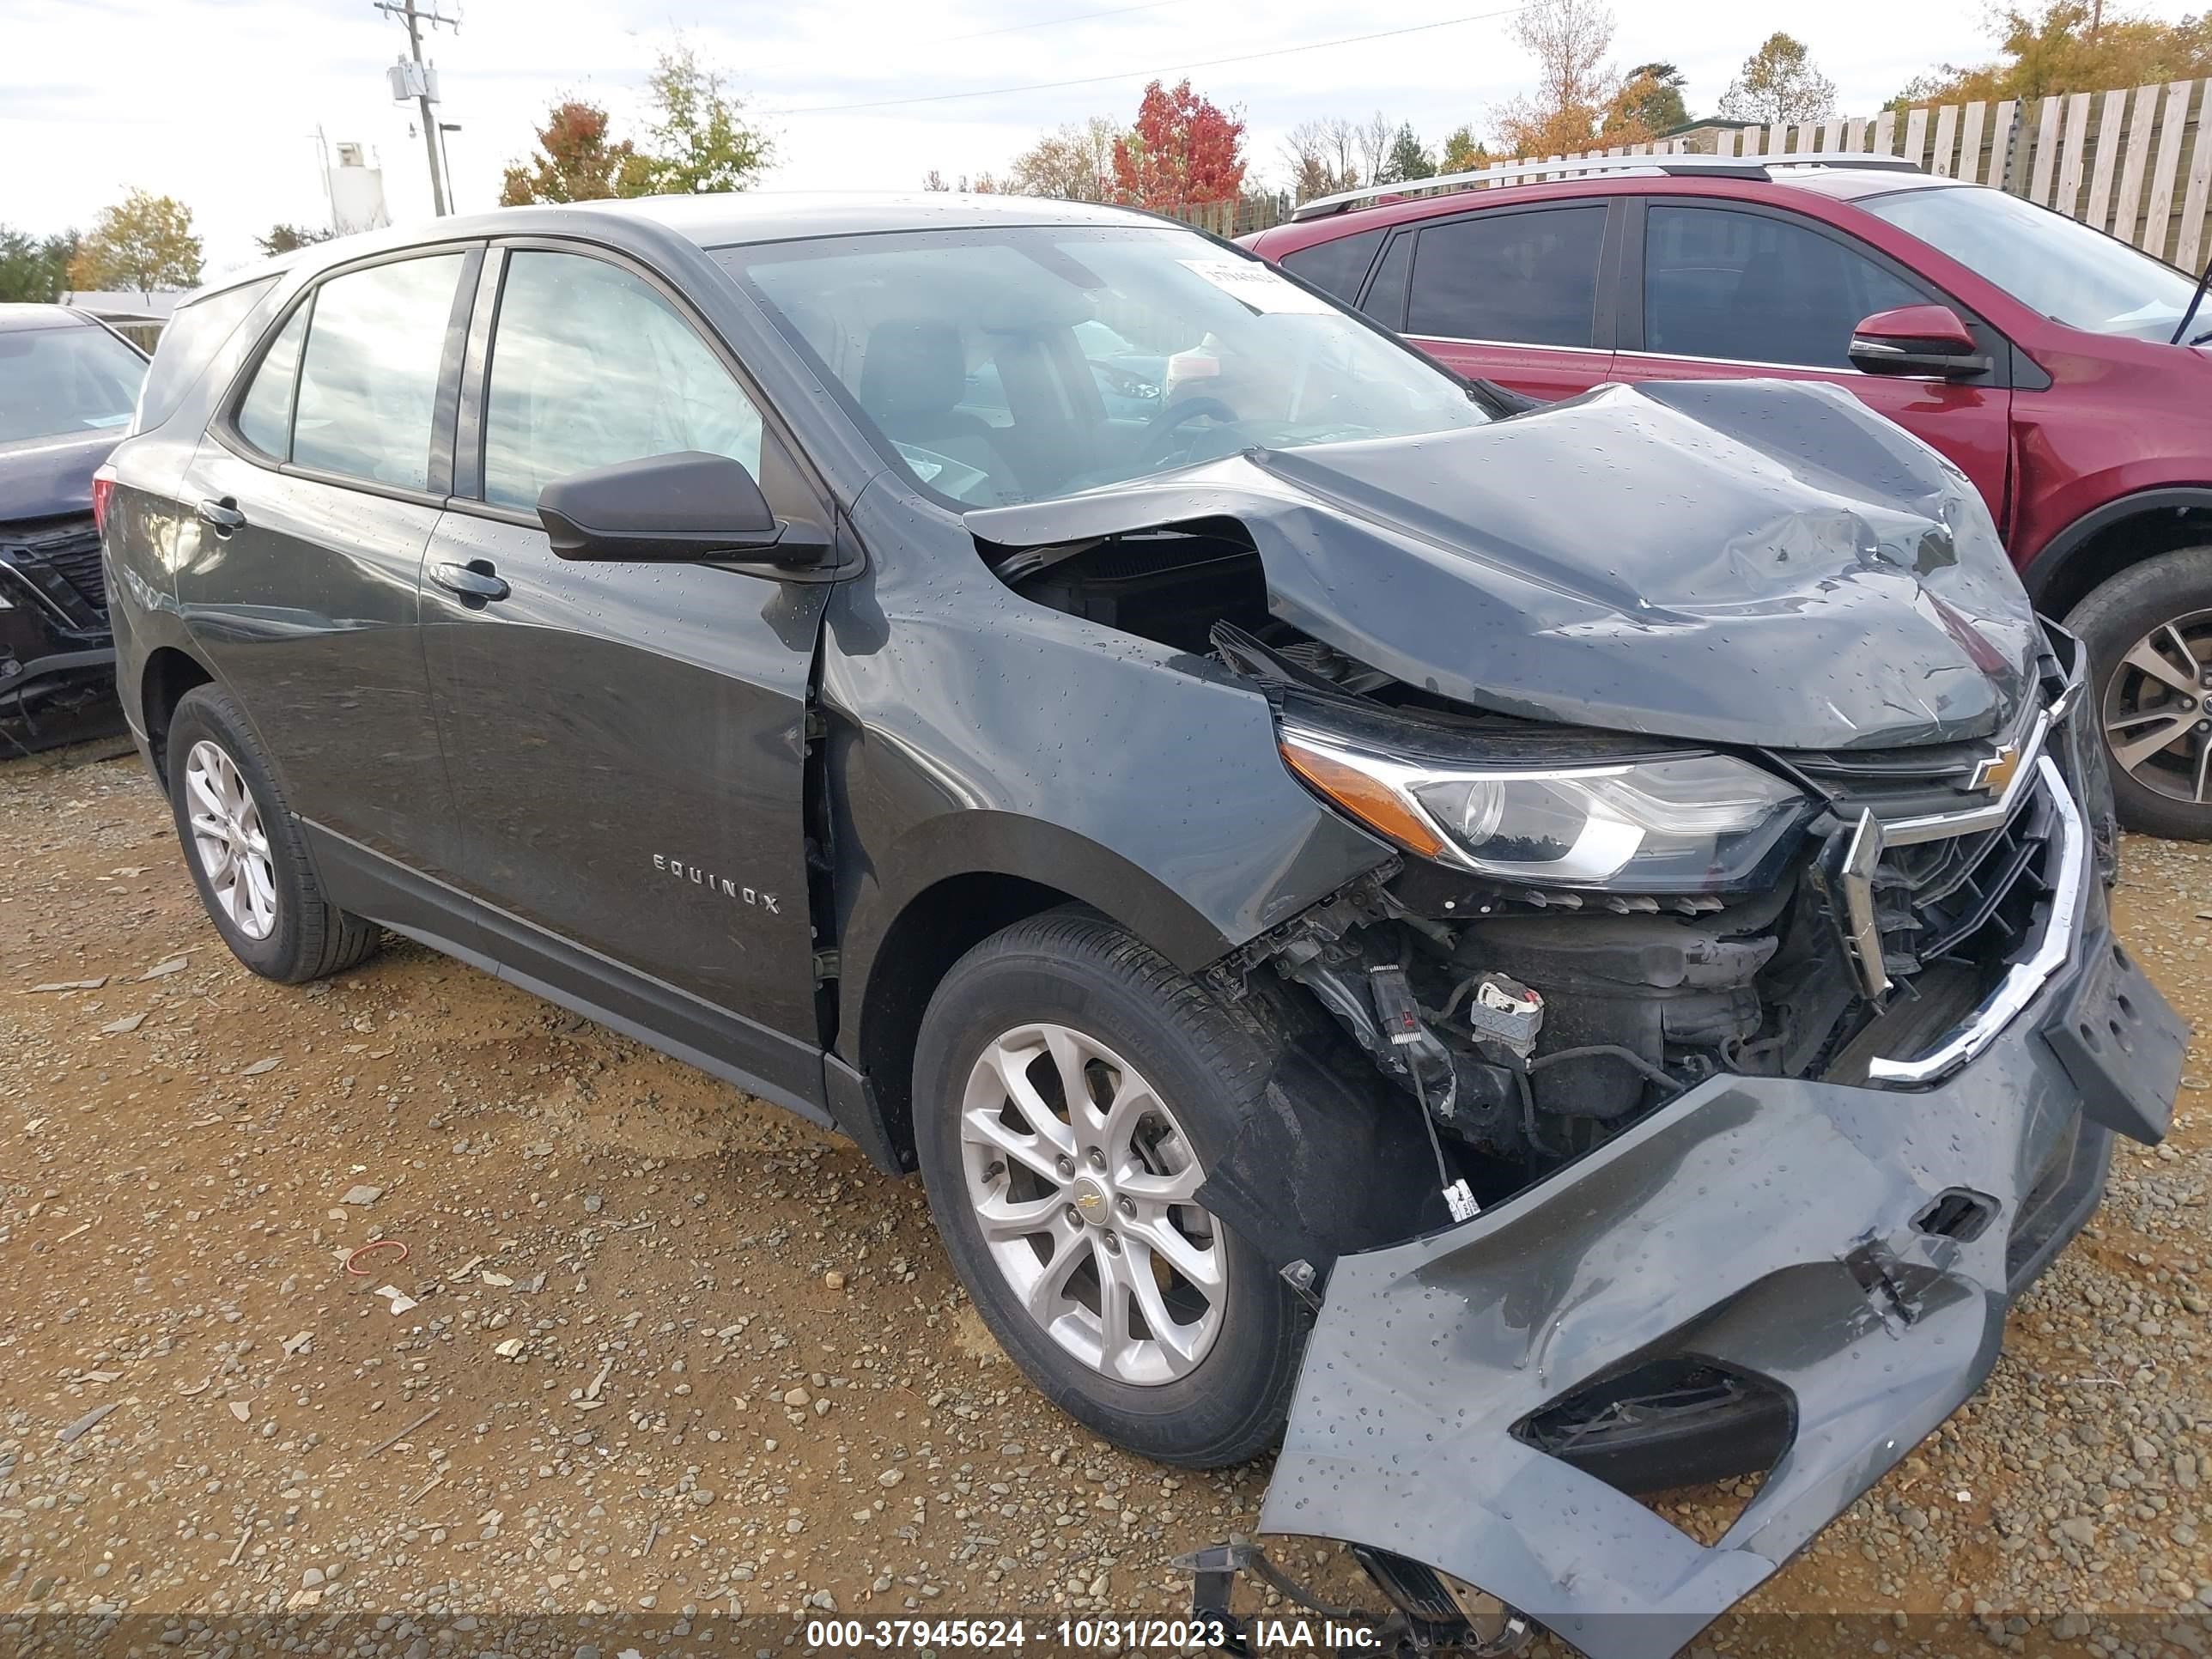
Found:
[183,739,278,940]
[958,1021,1226,1385]
[2102,611,2212,805]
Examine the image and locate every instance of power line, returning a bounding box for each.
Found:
[773,3,1530,117]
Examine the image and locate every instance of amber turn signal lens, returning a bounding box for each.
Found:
[1279,736,1449,861]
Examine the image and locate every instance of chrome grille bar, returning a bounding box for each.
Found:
[1867,755,2086,1086]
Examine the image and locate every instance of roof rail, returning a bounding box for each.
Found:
[1289,151,1926,222]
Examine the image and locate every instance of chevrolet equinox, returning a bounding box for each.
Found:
[99,193,2184,1656]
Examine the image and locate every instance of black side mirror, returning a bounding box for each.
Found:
[538,451,833,572]
[1847,304,1993,380]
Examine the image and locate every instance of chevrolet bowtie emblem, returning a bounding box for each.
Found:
[1970,741,2022,796]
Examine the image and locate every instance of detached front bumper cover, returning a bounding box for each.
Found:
[1209,769,2183,1659]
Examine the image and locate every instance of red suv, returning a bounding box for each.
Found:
[1243,158,2212,837]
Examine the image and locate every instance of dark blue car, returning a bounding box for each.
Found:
[0,303,148,747]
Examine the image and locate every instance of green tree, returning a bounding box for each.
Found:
[68,190,202,300]
[1439,125,1490,174]
[1718,33,1838,124]
[1619,62,1689,131]
[1893,2,2212,106]
[501,45,773,206]
[634,42,775,195]
[0,228,76,303]
[255,223,334,256]
[1600,65,1682,143]
[500,100,654,205]
[1383,124,1437,182]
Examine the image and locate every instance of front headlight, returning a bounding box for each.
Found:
[1279,724,1809,893]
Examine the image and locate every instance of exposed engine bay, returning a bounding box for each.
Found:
[991,518,2088,1197]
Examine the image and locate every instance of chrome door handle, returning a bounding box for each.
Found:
[196,498,246,532]
[432,560,510,602]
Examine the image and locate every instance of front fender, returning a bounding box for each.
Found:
[823,477,1394,1063]
[844,810,1261,981]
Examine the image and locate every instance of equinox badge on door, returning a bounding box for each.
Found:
[652,853,780,914]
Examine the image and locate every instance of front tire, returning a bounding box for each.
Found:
[912,911,1304,1467]
[2067,546,2212,842]
[165,684,381,982]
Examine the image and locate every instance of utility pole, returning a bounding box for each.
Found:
[438,123,463,214]
[312,126,337,233]
[374,0,459,216]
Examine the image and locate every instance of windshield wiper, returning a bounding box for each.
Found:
[2170,249,2212,345]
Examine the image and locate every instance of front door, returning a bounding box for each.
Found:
[177,248,474,869]
[1613,200,2014,528]
[1388,202,1618,402]
[420,245,832,1109]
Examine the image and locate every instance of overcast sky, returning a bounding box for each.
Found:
[6,0,2201,276]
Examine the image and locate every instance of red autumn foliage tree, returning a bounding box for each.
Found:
[499,100,653,204]
[1109,80,1246,210]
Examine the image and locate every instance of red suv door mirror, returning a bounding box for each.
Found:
[1848,304,1992,380]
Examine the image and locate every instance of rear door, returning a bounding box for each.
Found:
[179,246,476,872]
[1379,201,1619,401]
[419,242,834,1115]
[1615,198,2014,526]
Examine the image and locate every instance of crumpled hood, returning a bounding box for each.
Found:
[967,379,2041,750]
[0,428,122,526]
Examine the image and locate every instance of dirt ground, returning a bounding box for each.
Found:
[6,738,2212,1657]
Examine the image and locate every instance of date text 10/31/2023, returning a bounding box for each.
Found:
[801,1617,1382,1650]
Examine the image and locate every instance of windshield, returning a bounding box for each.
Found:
[722,224,1490,507]
[1862,185,2207,343]
[0,321,148,443]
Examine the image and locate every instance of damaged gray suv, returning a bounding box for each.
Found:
[100,193,2183,1656]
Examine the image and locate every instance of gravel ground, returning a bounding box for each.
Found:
[5,742,2212,1657]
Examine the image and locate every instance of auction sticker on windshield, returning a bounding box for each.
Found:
[1180,258,1334,313]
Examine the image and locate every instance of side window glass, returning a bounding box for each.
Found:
[1361,232,1412,329]
[1408,207,1606,347]
[137,276,274,435]
[291,254,465,489]
[234,303,308,459]
[1279,228,1385,303]
[482,251,764,513]
[1644,205,1927,369]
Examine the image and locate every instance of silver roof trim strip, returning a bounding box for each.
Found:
[1291,151,1926,221]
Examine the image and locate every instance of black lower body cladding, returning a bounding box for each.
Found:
[1247,876,2181,1659]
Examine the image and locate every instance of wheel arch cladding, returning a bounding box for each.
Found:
[2024,487,2212,620]
[846,803,1339,1159]
[855,869,1082,1170]
[140,645,214,787]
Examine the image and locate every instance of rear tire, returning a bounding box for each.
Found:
[912,910,1304,1467]
[165,684,381,982]
[2067,546,2212,842]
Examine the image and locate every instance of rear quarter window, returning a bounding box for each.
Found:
[1278,228,1386,303]
[134,277,277,434]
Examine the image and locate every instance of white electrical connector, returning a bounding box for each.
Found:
[1443,1179,1480,1222]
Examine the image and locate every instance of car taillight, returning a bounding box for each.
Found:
[91,475,113,533]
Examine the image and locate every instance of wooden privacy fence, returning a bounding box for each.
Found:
[1165,82,2212,269]
[1165,196,1285,239]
